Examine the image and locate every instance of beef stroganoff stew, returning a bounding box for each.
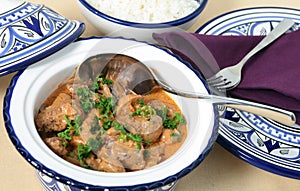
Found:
[35,54,187,172]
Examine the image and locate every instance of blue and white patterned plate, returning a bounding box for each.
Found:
[0,1,85,76]
[196,7,300,179]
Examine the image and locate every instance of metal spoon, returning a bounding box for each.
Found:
[77,53,296,126]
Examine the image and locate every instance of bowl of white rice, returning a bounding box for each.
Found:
[77,0,207,41]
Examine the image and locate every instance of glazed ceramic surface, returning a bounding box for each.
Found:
[77,0,207,42]
[4,36,218,190]
[36,170,178,191]
[0,0,85,76]
[197,7,300,179]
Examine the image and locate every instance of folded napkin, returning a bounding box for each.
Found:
[153,30,300,125]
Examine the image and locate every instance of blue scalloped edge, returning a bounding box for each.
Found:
[195,7,300,179]
[195,6,300,33]
[3,36,219,190]
[0,4,86,77]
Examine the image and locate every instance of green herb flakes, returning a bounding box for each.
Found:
[131,100,156,120]
[163,112,185,130]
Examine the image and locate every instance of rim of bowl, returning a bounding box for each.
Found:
[77,0,208,28]
[3,36,219,190]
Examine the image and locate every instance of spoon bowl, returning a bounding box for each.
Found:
[77,53,157,96]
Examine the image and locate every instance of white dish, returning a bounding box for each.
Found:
[4,36,218,190]
[77,0,207,42]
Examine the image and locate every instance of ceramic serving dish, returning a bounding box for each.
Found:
[4,36,218,190]
[0,0,85,76]
[77,0,207,42]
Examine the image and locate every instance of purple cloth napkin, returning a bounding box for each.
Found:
[153,30,300,124]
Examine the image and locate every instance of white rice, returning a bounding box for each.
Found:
[86,0,200,23]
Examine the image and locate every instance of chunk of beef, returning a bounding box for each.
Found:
[98,140,146,171]
[98,146,126,172]
[144,143,166,168]
[79,108,101,144]
[85,154,125,173]
[44,137,68,156]
[116,95,163,143]
[99,160,126,172]
[147,100,166,110]
[100,83,113,98]
[111,141,146,171]
[36,93,81,132]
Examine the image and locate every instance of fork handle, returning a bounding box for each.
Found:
[236,19,295,70]
[159,81,296,126]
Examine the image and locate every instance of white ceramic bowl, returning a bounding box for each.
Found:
[77,0,207,42]
[0,0,85,77]
[4,36,218,190]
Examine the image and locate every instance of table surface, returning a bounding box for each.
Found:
[1,0,300,190]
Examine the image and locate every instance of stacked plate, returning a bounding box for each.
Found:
[197,7,300,180]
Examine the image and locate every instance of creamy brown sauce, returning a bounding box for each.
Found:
[35,55,187,172]
[143,90,187,159]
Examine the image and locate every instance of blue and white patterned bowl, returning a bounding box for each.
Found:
[77,0,207,42]
[4,36,218,190]
[0,0,85,76]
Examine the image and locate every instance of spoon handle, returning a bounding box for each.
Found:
[159,82,296,126]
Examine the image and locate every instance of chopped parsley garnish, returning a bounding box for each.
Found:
[76,87,91,99]
[117,132,151,151]
[58,115,82,146]
[95,96,115,117]
[76,76,116,115]
[163,113,185,130]
[99,74,113,85]
[102,118,114,130]
[90,73,113,91]
[113,121,127,134]
[127,133,143,143]
[76,87,93,113]
[131,99,156,120]
[77,143,92,165]
[128,133,143,150]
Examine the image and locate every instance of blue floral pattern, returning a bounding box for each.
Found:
[0,2,84,76]
[197,7,300,179]
[36,171,177,191]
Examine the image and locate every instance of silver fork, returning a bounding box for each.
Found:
[207,19,295,91]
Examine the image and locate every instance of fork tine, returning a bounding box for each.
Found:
[207,75,223,84]
[209,80,227,88]
[214,81,237,91]
[210,80,231,88]
[207,75,227,86]
[206,19,294,91]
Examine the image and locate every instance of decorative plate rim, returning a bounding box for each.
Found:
[196,7,300,179]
